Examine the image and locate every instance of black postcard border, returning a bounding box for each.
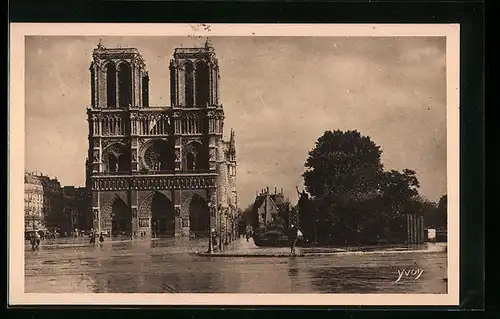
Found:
[7,0,486,313]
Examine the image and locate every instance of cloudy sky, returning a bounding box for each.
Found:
[25,36,446,208]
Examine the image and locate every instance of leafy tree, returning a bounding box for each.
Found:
[240,203,256,229]
[303,130,384,200]
[414,196,439,228]
[376,169,422,242]
[302,129,424,245]
[436,194,447,230]
[289,205,299,227]
[302,130,384,244]
[236,208,246,229]
[380,170,420,205]
[276,199,292,231]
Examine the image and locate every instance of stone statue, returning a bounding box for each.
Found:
[296,186,311,215]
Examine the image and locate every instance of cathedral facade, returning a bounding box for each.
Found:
[86,41,237,238]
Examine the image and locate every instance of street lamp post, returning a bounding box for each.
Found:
[232,215,236,241]
[224,210,229,246]
[207,202,214,254]
[228,215,233,243]
[218,205,223,251]
[229,212,233,242]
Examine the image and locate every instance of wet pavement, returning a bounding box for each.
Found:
[25,237,448,294]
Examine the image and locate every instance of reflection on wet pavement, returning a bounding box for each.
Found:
[25,237,447,293]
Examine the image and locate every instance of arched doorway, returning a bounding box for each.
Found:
[111,197,131,237]
[151,192,175,237]
[188,194,210,236]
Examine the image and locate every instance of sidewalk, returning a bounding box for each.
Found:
[195,238,447,257]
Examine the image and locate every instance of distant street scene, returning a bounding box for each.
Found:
[23,35,448,294]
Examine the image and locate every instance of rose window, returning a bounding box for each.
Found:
[143,140,174,171]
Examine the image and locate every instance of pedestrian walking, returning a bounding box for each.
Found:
[212,233,218,251]
[89,231,96,244]
[33,231,41,250]
[99,232,104,243]
[288,224,298,256]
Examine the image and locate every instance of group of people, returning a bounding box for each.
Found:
[89,230,105,244]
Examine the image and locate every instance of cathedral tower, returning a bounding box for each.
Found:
[90,41,149,109]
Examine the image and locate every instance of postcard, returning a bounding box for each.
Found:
[9,23,459,306]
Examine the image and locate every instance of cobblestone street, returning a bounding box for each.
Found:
[25,237,447,293]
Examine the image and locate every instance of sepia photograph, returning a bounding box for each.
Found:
[9,23,460,305]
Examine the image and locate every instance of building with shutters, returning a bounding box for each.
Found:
[24,171,63,231]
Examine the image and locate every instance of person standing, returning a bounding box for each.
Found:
[89,230,96,244]
[34,230,41,250]
[99,232,104,244]
[288,224,298,256]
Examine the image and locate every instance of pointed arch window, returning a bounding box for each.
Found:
[106,63,117,107]
[185,142,208,171]
[184,62,194,107]
[90,64,96,107]
[118,63,132,107]
[186,152,196,171]
[195,61,209,107]
[105,144,131,173]
[108,154,119,172]
[170,66,176,105]
[142,74,149,107]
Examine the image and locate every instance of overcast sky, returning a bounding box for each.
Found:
[25,36,447,208]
